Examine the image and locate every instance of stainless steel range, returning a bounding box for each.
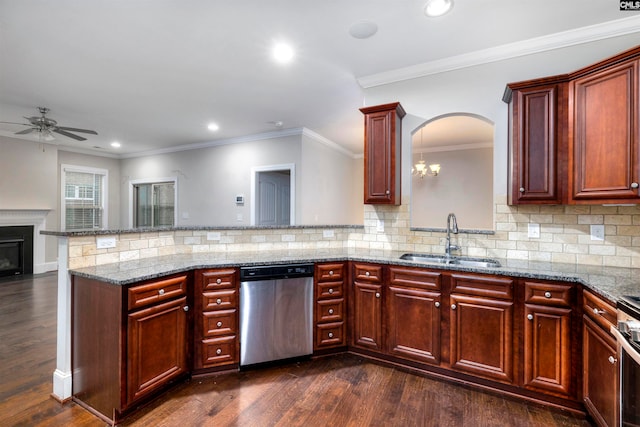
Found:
[614,296,640,426]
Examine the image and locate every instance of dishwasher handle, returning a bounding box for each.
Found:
[240,263,314,281]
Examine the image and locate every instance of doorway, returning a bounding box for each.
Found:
[251,165,295,226]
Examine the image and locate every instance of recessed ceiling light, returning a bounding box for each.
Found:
[273,42,294,63]
[424,0,453,17]
[110,141,121,148]
[349,21,378,39]
[207,123,220,132]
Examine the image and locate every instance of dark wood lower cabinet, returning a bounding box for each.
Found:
[583,315,619,427]
[352,280,383,351]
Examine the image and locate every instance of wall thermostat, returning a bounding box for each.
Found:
[235,194,245,205]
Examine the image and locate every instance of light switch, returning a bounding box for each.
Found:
[96,236,116,249]
[528,223,540,238]
[590,225,605,241]
[376,220,384,233]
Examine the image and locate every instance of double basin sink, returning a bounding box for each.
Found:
[400,253,501,269]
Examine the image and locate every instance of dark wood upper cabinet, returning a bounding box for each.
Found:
[505,45,640,205]
[569,58,639,203]
[360,102,405,205]
[505,80,567,204]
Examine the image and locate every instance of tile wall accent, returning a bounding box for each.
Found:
[67,195,640,269]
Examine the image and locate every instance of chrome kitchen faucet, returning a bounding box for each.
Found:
[446,213,460,257]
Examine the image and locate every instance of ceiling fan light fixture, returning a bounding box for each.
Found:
[424,0,453,17]
[110,141,121,148]
[349,21,378,39]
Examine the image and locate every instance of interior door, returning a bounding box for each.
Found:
[257,171,291,226]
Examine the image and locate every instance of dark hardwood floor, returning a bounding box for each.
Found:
[0,273,594,427]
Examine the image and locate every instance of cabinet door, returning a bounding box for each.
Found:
[583,316,619,427]
[387,285,441,364]
[352,281,383,351]
[127,296,188,405]
[571,59,639,202]
[523,304,572,397]
[510,84,563,204]
[360,102,405,205]
[449,294,514,384]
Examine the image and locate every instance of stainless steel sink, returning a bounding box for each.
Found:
[399,253,501,268]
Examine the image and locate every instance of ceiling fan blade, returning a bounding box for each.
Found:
[56,126,98,135]
[15,128,37,135]
[53,128,87,141]
[0,121,30,126]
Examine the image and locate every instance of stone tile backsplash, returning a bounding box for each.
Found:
[67,195,640,269]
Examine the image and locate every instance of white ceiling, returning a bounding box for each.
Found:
[0,1,638,157]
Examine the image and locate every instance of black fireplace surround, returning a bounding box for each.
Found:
[0,226,33,278]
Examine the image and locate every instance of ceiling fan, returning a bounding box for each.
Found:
[0,107,98,141]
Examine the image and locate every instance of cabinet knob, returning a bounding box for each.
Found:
[216,348,222,355]
[527,314,534,321]
[328,332,334,339]
[375,292,381,298]
[328,308,334,315]
[328,288,334,294]
[435,301,440,308]
[544,291,552,298]
[216,298,222,305]
[608,355,617,364]
[329,270,334,276]
[451,304,457,310]
[183,305,189,312]
[365,271,370,277]
[519,187,525,193]
[216,278,222,284]
[158,289,165,295]
[632,182,639,189]
[216,321,223,328]
[593,308,605,316]
[385,190,390,195]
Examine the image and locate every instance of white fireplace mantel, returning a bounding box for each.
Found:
[0,209,55,274]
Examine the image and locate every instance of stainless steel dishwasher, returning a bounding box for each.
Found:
[239,263,314,367]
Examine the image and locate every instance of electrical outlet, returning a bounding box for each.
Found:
[590,224,605,241]
[96,236,116,249]
[323,229,334,238]
[376,220,384,233]
[528,223,540,238]
[207,232,221,241]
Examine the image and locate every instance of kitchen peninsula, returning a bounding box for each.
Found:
[44,224,640,425]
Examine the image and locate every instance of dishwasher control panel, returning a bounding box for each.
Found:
[240,263,314,281]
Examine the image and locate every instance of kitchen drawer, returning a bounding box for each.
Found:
[200,268,236,291]
[353,264,383,282]
[450,273,513,300]
[200,335,238,367]
[389,267,442,290]
[202,309,237,337]
[316,263,345,282]
[583,290,616,332]
[202,289,237,311]
[127,274,188,311]
[317,281,343,299]
[316,322,345,348]
[316,298,344,323]
[524,281,573,307]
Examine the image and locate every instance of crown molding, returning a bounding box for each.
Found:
[357,15,640,88]
[301,128,359,159]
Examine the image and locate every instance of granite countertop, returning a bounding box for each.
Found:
[69,249,640,304]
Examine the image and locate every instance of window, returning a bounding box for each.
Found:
[61,166,108,230]
[132,181,176,228]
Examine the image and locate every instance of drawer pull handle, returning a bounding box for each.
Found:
[365,271,370,277]
[608,355,617,364]
[216,348,222,355]
[328,288,334,294]
[328,332,334,338]
[519,187,525,193]
[544,291,552,298]
[593,308,605,316]
[434,302,440,308]
[328,308,334,315]
[632,182,639,189]
[216,278,222,284]
[527,314,534,321]
[375,292,381,298]
[216,298,222,305]
[329,270,334,276]
[451,304,457,310]
[183,305,189,312]
[158,289,165,295]
[216,321,223,328]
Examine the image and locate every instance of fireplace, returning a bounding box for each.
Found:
[0,226,33,278]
